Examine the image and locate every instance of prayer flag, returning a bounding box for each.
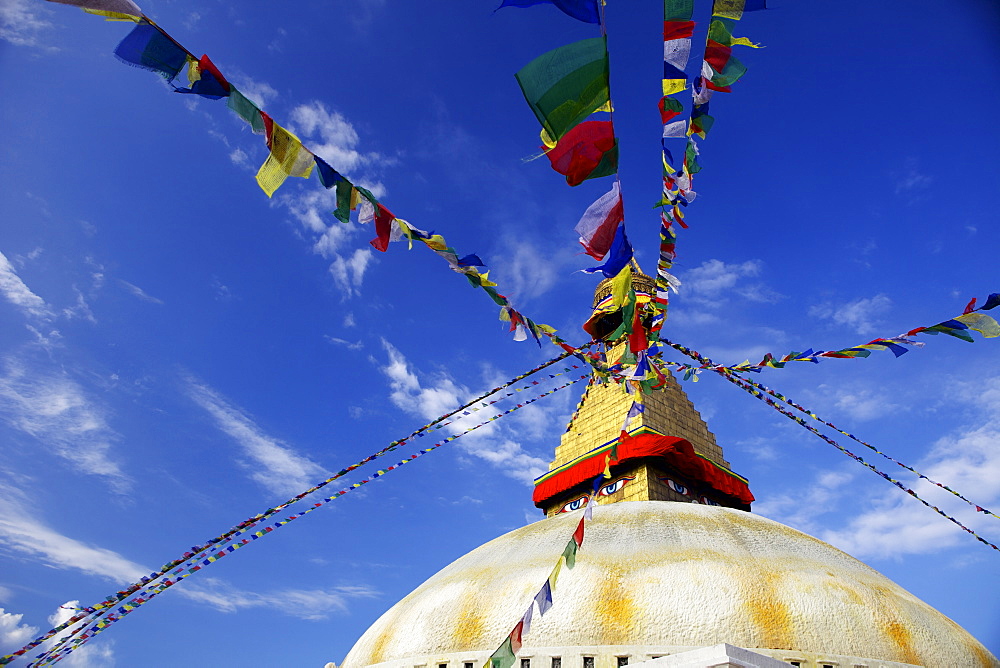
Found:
[713,0,766,21]
[534,580,553,615]
[227,87,266,133]
[255,122,314,197]
[510,620,524,654]
[521,602,534,634]
[488,637,517,668]
[516,37,610,142]
[572,517,585,547]
[546,120,618,186]
[369,203,396,252]
[584,222,633,278]
[175,54,230,99]
[561,537,578,568]
[704,41,747,87]
[575,182,623,259]
[708,18,762,48]
[659,96,683,124]
[497,0,600,23]
[46,0,142,16]
[114,22,187,81]
[662,119,686,138]
[664,0,694,21]
[314,156,347,189]
[983,293,1000,310]
[954,313,1000,338]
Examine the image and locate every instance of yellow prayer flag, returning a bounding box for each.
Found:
[610,264,633,310]
[712,0,746,20]
[955,313,1000,338]
[254,122,314,197]
[82,9,141,20]
[662,79,686,96]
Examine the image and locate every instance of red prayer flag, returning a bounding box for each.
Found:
[545,120,618,187]
[369,203,396,252]
[964,297,977,314]
[573,517,585,547]
[663,20,695,40]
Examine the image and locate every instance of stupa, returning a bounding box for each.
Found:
[335,272,999,668]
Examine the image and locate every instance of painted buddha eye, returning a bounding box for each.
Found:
[661,478,689,495]
[701,496,721,506]
[559,496,589,513]
[598,476,635,496]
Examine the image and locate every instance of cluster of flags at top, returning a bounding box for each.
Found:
[504,0,764,391]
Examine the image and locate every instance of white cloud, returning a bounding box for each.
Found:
[0,607,38,649]
[0,250,53,319]
[118,280,163,305]
[343,312,356,328]
[0,0,53,48]
[809,294,892,335]
[0,490,147,583]
[681,259,781,306]
[500,241,559,303]
[229,147,250,169]
[62,286,96,323]
[328,249,374,298]
[289,102,364,174]
[0,357,129,490]
[753,468,856,535]
[325,336,363,351]
[186,377,328,496]
[180,579,377,621]
[376,339,548,483]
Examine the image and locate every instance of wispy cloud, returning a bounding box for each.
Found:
[0,356,130,490]
[0,490,376,625]
[180,579,378,620]
[118,280,163,305]
[809,294,892,335]
[376,339,548,483]
[328,248,374,297]
[185,377,328,496]
[325,336,363,351]
[0,607,38,649]
[752,469,857,535]
[680,259,782,306]
[0,250,53,320]
[0,0,53,48]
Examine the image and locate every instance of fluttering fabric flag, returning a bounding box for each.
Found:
[561,537,578,568]
[175,54,230,99]
[369,203,397,252]
[227,87,266,133]
[712,0,766,21]
[487,636,516,668]
[496,0,600,23]
[574,182,624,259]
[534,579,553,614]
[659,96,683,124]
[255,119,315,197]
[516,37,610,143]
[664,0,694,21]
[708,17,762,48]
[46,0,142,16]
[662,119,687,138]
[546,120,618,186]
[663,21,695,70]
[704,40,748,88]
[584,223,632,278]
[113,22,187,80]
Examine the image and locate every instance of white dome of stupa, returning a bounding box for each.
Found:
[340,501,997,668]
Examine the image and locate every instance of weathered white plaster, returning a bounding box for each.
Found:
[339,502,997,668]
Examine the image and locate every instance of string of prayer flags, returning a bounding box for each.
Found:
[703,363,1000,553]
[484,495,596,668]
[515,37,610,144]
[4,350,590,667]
[45,0,142,18]
[496,0,601,24]
[227,87,266,134]
[574,182,624,259]
[28,373,592,666]
[545,120,618,186]
[661,292,1000,375]
[113,21,187,80]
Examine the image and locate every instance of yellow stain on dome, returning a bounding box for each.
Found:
[594,564,637,645]
[744,568,794,650]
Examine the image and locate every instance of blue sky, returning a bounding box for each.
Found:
[1,0,999,665]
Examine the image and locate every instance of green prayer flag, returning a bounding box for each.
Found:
[333,181,354,223]
[488,637,517,668]
[515,37,610,143]
[684,141,701,174]
[664,0,694,20]
[562,537,578,568]
[227,88,265,134]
